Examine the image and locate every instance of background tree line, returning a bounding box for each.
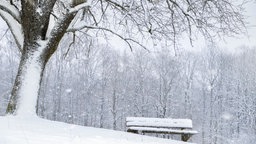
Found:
[0,32,255,144]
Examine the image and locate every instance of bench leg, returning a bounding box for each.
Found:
[181,134,191,142]
[127,129,138,134]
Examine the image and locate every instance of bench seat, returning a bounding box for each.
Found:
[126,117,198,142]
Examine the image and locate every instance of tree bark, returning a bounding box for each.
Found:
[4,0,76,116]
[6,43,48,116]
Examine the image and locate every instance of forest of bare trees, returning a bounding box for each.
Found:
[0,0,255,144]
[0,33,255,144]
[0,0,246,116]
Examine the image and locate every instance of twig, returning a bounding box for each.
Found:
[67,25,149,52]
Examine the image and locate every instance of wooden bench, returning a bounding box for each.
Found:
[126,117,198,142]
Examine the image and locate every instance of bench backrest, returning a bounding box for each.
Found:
[126,117,193,129]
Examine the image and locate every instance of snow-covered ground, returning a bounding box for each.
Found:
[0,116,195,144]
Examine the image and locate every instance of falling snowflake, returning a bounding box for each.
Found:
[221,112,233,120]
[65,89,72,93]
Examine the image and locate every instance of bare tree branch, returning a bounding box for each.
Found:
[69,0,92,14]
[67,25,149,52]
[0,10,23,51]
[0,0,21,23]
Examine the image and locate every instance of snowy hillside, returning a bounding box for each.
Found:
[0,116,194,144]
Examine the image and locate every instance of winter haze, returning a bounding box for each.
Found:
[0,0,256,144]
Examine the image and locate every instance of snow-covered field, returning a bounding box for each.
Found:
[0,116,194,144]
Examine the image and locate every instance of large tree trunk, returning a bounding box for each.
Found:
[4,6,76,116]
[6,43,48,117]
[3,0,77,117]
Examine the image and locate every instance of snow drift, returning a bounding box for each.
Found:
[0,116,195,144]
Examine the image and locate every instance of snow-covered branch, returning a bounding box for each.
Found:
[0,10,23,51]
[69,0,92,14]
[0,1,21,23]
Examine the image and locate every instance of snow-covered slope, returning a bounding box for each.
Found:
[0,116,195,144]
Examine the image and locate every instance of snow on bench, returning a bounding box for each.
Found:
[126,117,198,142]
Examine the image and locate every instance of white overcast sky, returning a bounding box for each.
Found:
[177,1,256,53]
[0,1,255,53]
[218,1,256,49]
[108,1,256,54]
